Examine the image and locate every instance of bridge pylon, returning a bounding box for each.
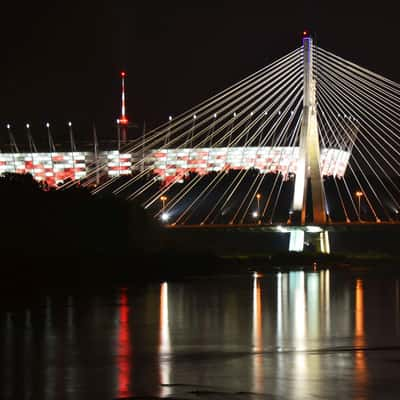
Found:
[290,33,329,253]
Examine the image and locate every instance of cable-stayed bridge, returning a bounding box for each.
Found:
[7,33,400,252]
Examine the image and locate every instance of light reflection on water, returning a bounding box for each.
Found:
[354,279,367,398]
[1,269,400,399]
[252,274,263,393]
[159,282,171,397]
[117,288,131,398]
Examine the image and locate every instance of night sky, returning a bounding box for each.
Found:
[0,1,398,144]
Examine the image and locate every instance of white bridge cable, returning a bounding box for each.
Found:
[319,125,351,222]
[120,49,303,153]
[108,57,303,197]
[318,96,398,221]
[142,65,304,217]
[90,50,303,194]
[316,70,400,204]
[141,65,303,216]
[317,110,353,222]
[171,75,303,224]
[65,48,302,194]
[318,82,400,213]
[315,62,400,166]
[267,114,302,224]
[317,84,391,220]
[315,45,400,94]
[103,56,303,198]
[155,76,303,224]
[317,96,373,220]
[317,98,365,220]
[209,83,303,224]
[316,57,400,149]
[233,94,303,224]
[257,108,302,221]
[316,73,400,185]
[238,111,302,225]
[315,48,400,114]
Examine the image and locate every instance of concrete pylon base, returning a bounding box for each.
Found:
[289,228,330,253]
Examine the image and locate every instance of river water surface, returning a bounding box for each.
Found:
[1,268,400,399]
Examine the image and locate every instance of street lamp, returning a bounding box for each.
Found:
[160,195,167,211]
[355,191,363,220]
[256,193,261,216]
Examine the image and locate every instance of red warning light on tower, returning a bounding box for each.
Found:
[119,71,129,126]
[302,30,310,38]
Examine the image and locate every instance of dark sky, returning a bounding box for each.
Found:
[0,0,398,144]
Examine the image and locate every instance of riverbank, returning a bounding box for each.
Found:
[2,248,399,289]
[1,248,399,312]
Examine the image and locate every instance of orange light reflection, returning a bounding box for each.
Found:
[354,279,367,393]
[252,275,263,393]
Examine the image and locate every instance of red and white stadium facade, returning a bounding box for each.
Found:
[0,146,350,186]
[148,146,350,185]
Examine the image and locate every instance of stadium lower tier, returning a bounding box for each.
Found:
[0,146,350,186]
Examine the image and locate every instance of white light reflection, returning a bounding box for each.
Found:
[307,272,319,339]
[290,271,307,398]
[276,272,284,397]
[277,273,282,346]
[252,273,263,393]
[324,270,331,334]
[159,282,171,397]
[293,272,306,348]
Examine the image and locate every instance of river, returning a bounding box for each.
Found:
[1,267,400,399]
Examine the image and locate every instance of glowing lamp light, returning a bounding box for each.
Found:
[119,117,129,125]
[276,225,290,233]
[303,30,309,37]
[306,226,323,233]
[26,123,30,129]
[121,71,126,77]
[169,116,173,121]
[46,122,50,128]
[68,121,72,127]
[252,211,259,218]
[161,212,169,222]
[6,124,10,129]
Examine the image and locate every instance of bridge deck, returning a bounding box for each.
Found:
[166,222,400,232]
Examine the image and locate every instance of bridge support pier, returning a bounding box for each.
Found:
[289,228,330,253]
